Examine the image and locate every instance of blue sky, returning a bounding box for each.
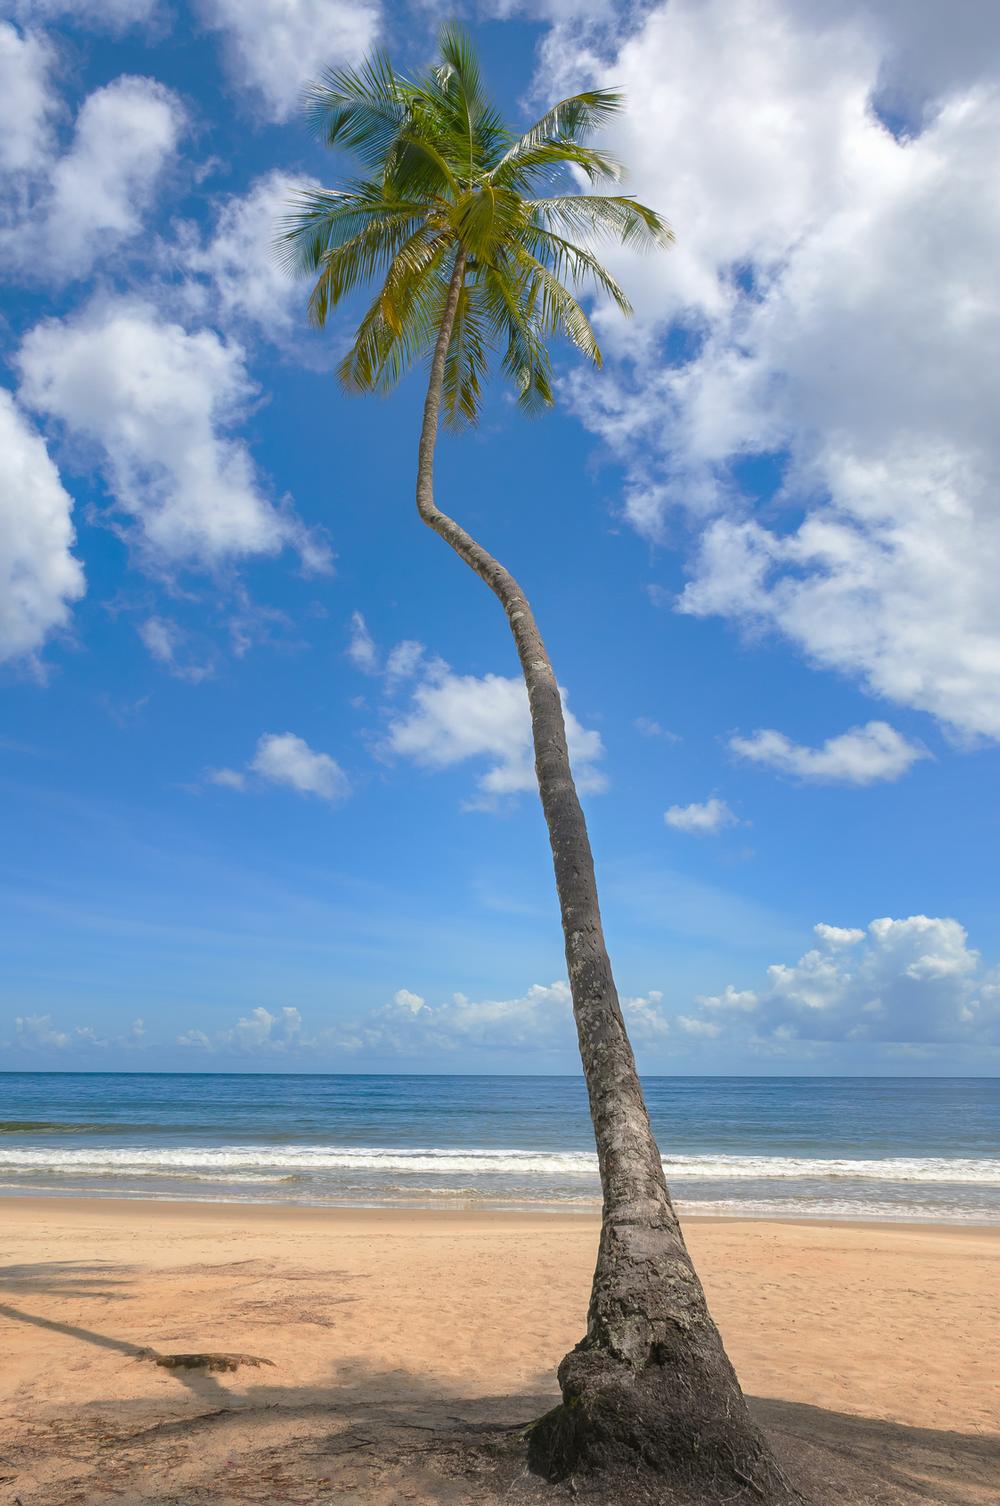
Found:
[2,0,999,1074]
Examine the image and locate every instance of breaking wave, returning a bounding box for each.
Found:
[1,1144,997,1184]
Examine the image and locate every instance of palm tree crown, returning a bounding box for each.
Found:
[281,26,672,425]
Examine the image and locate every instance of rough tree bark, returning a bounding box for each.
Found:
[415,249,798,1502]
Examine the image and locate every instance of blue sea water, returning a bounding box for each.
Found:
[0,1074,997,1223]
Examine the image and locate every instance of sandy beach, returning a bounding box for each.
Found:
[1,1198,997,1504]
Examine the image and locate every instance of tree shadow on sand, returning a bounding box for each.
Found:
[0,1260,137,1299]
[1,1266,996,1506]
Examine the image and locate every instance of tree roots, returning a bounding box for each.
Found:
[528,1347,803,1505]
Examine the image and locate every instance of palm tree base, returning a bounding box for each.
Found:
[528,1343,804,1503]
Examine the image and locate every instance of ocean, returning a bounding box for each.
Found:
[0,1073,997,1223]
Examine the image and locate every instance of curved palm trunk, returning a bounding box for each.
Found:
[416,251,796,1501]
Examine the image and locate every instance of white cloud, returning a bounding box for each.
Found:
[664,796,736,834]
[250,731,349,802]
[17,299,329,572]
[344,611,425,685]
[0,22,54,176]
[385,639,424,687]
[0,388,84,666]
[695,984,759,1013]
[14,1013,71,1049]
[205,731,349,801]
[553,0,1000,744]
[10,1013,144,1051]
[730,720,926,784]
[60,982,673,1061]
[4,986,663,1061]
[686,914,1000,1045]
[178,1005,303,1053]
[802,0,1000,115]
[43,76,182,276]
[622,989,671,1041]
[5,1,159,27]
[137,615,214,681]
[392,988,426,1014]
[385,661,606,808]
[1,65,183,279]
[813,923,865,948]
[180,169,319,340]
[138,615,178,665]
[677,1015,721,1038]
[205,765,247,791]
[351,980,578,1055]
[346,609,378,673]
[171,983,578,1058]
[195,0,379,122]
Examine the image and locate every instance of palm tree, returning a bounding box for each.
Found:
[283,28,795,1502]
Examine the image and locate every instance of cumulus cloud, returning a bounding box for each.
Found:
[684,915,1000,1045]
[1,62,183,279]
[676,1015,721,1038]
[0,22,55,177]
[178,1005,302,1053]
[385,661,606,808]
[10,1013,144,1051]
[195,0,379,122]
[392,988,426,1014]
[165,979,672,1061]
[17,299,329,572]
[42,76,183,276]
[552,0,1000,744]
[18,919,995,1059]
[343,611,425,686]
[664,796,736,834]
[347,620,602,807]
[205,731,349,802]
[385,639,425,687]
[622,989,671,1042]
[250,732,350,802]
[729,721,927,784]
[180,169,319,340]
[13,1013,72,1050]
[5,0,159,26]
[0,388,84,666]
[694,985,759,1013]
[813,923,865,948]
[341,980,672,1056]
[359,980,575,1054]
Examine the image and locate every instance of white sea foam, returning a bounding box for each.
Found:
[0,1145,998,1185]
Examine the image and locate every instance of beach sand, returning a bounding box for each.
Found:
[0,1198,996,1504]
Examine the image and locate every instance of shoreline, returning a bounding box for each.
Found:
[0,1189,998,1232]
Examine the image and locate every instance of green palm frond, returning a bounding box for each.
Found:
[306,217,425,326]
[304,53,407,160]
[284,26,671,420]
[339,239,449,393]
[528,194,674,250]
[480,259,554,414]
[520,225,633,316]
[442,280,491,425]
[496,89,624,161]
[489,140,624,191]
[509,244,602,365]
